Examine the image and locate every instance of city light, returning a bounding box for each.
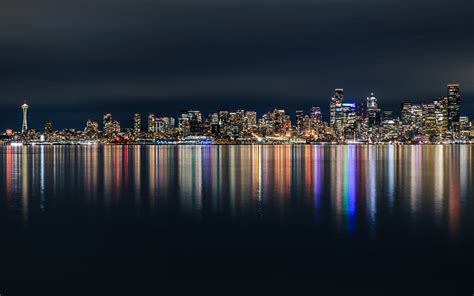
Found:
[1,84,472,145]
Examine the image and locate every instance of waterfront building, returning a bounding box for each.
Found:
[295,110,304,135]
[133,113,141,135]
[330,89,344,139]
[433,98,448,138]
[421,103,437,142]
[367,93,380,128]
[459,116,471,141]
[148,113,156,134]
[310,106,323,138]
[84,119,99,139]
[381,111,398,142]
[156,117,175,133]
[447,83,460,136]
[103,113,115,137]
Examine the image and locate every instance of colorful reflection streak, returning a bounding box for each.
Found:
[0,145,472,240]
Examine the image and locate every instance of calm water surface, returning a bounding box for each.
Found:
[0,145,473,294]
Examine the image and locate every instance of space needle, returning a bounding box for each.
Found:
[21,102,29,133]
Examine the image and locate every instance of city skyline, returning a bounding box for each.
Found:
[1,0,472,131]
[2,83,471,131]
[3,83,472,145]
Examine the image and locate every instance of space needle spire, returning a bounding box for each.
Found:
[21,101,29,133]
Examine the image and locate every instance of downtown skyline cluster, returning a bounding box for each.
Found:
[1,83,472,145]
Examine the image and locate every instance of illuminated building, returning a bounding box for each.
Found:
[471,123,474,140]
[21,102,29,134]
[84,119,99,139]
[156,117,175,133]
[179,115,190,136]
[400,102,413,140]
[381,111,397,141]
[330,89,344,135]
[245,111,257,130]
[341,102,358,141]
[112,120,120,133]
[3,83,467,144]
[259,109,289,136]
[434,98,448,138]
[103,113,114,136]
[180,110,202,135]
[367,93,380,125]
[148,114,156,133]
[459,116,471,141]
[44,121,53,141]
[401,102,412,126]
[303,115,311,135]
[44,121,52,134]
[133,113,141,135]
[295,110,304,135]
[421,103,437,142]
[447,83,460,135]
[310,106,323,138]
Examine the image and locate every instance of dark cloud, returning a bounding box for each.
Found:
[0,0,473,129]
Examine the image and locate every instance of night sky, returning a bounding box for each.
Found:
[1,0,473,130]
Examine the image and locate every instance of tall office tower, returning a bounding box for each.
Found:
[271,109,288,135]
[341,102,357,140]
[330,89,344,127]
[447,83,460,133]
[178,116,190,136]
[103,113,114,136]
[381,111,397,141]
[295,110,304,134]
[148,114,156,133]
[217,110,230,137]
[244,111,257,131]
[400,102,412,126]
[433,98,448,137]
[187,110,202,133]
[234,110,246,135]
[133,113,141,135]
[366,93,380,128]
[422,103,437,141]
[21,102,29,133]
[310,106,323,136]
[209,112,220,136]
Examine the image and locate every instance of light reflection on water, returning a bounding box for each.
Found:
[0,145,472,239]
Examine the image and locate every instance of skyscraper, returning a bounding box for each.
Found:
[103,113,114,136]
[447,83,460,134]
[309,106,323,137]
[21,102,29,133]
[133,113,141,135]
[367,93,380,128]
[148,114,156,133]
[330,89,343,127]
[422,103,437,141]
[295,110,304,134]
[341,102,358,140]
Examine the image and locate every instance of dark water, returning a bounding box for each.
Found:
[0,145,473,295]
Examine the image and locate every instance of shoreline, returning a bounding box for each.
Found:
[2,142,473,146]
